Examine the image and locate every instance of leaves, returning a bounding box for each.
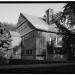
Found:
[63,3,75,26]
[0,23,12,64]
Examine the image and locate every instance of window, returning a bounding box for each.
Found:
[55,36,62,47]
[26,50,32,55]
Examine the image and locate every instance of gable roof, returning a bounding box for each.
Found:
[20,13,70,34]
[21,13,49,31]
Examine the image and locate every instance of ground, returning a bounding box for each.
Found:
[0,62,75,74]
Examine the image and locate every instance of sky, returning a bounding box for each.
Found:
[0,3,66,25]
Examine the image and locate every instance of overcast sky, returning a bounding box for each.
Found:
[0,3,65,25]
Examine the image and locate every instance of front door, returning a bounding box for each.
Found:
[46,41,54,60]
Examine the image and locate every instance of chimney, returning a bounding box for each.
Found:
[46,8,54,25]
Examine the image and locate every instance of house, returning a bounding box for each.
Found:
[16,8,75,61]
[16,11,68,61]
[16,13,49,60]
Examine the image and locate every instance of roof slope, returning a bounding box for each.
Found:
[21,13,49,31]
[48,23,59,33]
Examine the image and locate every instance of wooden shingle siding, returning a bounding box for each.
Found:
[17,13,27,27]
[23,30,37,40]
[19,21,31,35]
[17,21,34,36]
[17,21,28,33]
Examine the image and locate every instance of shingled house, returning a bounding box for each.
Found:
[16,11,66,61]
[16,8,75,61]
[16,13,48,60]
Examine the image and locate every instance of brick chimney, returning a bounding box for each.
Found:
[46,8,54,25]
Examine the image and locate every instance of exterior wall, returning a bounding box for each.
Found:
[35,31,62,60]
[16,13,64,61]
[36,31,49,60]
[48,33,62,47]
[16,14,36,60]
[21,30,37,60]
[16,13,34,36]
[17,13,27,27]
[46,32,64,61]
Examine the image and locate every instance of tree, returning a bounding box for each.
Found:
[52,6,75,60]
[0,22,12,64]
[63,3,75,27]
